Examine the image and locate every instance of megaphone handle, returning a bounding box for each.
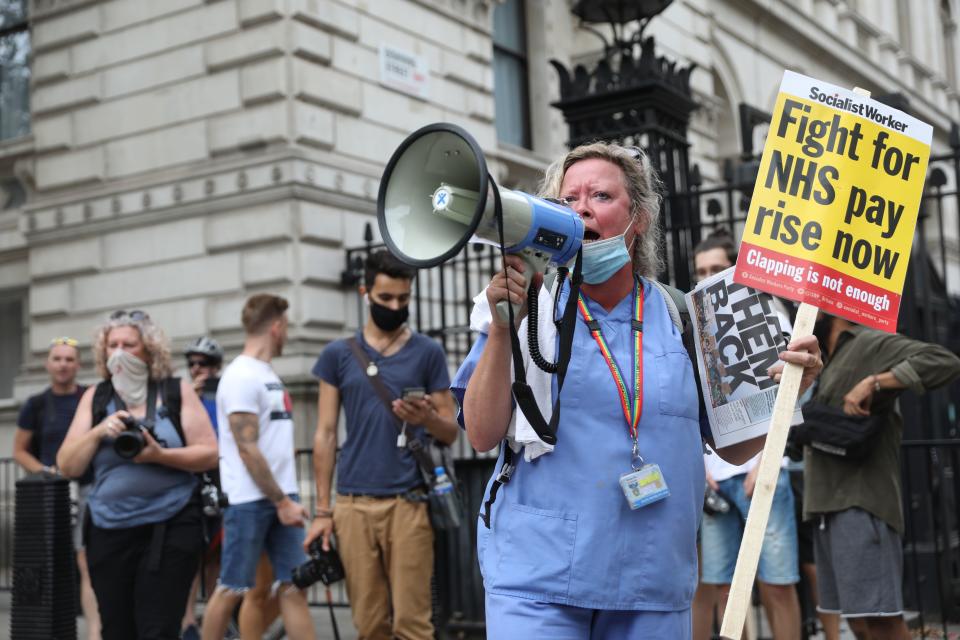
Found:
[494,269,532,324]
[494,253,548,324]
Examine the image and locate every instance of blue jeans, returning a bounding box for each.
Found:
[219,494,308,590]
[700,469,799,585]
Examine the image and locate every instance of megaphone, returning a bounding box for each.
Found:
[377,123,583,318]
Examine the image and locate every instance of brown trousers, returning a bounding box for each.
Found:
[334,494,434,640]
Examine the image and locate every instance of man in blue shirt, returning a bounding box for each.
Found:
[306,250,459,640]
[14,337,99,640]
[185,336,223,431]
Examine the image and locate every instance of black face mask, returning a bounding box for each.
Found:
[369,301,409,332]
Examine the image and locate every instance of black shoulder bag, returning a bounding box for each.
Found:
[788,401,884,459]
[345,337,462,530]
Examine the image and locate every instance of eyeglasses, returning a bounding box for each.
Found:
[187,358,212,369]
[109,309,150,322]
[50,337,79,347]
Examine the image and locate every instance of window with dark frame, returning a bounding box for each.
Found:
[0,0,30,142]
[0,294,23,399]
[492,0,531,149]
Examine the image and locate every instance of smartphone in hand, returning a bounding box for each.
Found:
[402,387,426,401]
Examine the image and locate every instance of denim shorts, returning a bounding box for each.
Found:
[700,469,799,585]
[219,494,308,590]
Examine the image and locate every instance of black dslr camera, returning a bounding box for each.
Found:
[113,415,165,459]
[291,540,345,589]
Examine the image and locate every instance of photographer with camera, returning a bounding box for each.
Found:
[201,294,316,640]
[57,310,218,640]
[306,250,459,640]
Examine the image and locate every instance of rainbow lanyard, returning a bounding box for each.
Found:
[576,279,644,441]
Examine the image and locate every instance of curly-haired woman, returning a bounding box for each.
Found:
[58,310,218,640]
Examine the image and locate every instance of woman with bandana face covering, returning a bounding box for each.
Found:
[451,142,824,639]
[58,311,218,640]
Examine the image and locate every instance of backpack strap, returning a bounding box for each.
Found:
[161,377,185,445]
[651,280,708,429]
[91,380,115,426]
[25,391,49,459]
[92,379,185,444]
[650,280,685,333]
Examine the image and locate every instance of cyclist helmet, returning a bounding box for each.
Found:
[184,336,224,365]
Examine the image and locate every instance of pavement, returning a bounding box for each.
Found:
[0,589,358,640]
[2,589,957,639]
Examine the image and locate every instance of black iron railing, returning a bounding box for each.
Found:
[0,437,956,633]
[901,439,960,634]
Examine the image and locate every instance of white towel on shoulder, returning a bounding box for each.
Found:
[469,279,561,461]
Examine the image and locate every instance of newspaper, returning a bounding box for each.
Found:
[685,267,804,449]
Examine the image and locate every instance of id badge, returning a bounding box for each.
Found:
[619,464,670,510]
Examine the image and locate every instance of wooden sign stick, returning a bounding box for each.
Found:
[719,86,871,640]
[718,301,816,639]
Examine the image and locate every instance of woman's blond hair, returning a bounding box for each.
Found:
[538,142,664,278]
[92,312,172,380]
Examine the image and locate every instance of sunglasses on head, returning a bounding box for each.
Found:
[50,337,79,347]
[109,309,149,322]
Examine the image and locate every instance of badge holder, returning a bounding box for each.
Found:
[619,440,669,510]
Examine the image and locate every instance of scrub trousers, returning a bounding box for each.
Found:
[485,592,692,639]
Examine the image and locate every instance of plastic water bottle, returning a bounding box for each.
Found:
[431,466,460,529]
[433,466,453,494]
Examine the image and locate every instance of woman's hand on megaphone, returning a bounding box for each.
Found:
[487,255,542,329]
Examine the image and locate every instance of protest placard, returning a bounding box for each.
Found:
[720,75,933,640]
[735,70,932,332]
[685,267,802,448]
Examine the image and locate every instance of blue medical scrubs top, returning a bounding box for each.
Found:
[452,279,705,610]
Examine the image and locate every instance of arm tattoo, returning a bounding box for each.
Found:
[228,413,285,503]
[233,415,260,444]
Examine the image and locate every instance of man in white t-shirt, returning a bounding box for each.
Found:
[201,294,316,640]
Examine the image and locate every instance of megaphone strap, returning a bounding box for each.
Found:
[489,174,583,446]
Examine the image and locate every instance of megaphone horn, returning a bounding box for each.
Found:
[377,122,583,318]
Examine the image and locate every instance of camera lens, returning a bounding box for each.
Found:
[114,430,145,459]
[291,559,321,590]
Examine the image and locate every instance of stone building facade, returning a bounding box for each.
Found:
[0,0,957,448]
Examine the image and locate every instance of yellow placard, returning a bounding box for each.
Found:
[735,71,933,331]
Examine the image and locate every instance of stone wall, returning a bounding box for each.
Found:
[1,0,958,443]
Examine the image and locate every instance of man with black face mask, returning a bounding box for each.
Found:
[306,249,459,640]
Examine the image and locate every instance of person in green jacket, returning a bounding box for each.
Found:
[804,314,960,640]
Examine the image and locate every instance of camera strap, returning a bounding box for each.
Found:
[346,337,402,433]
[109,381,158,430]
[109,382,170,571]
[345,337,451,488]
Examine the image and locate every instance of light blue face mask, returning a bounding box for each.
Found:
[580,223,635,284]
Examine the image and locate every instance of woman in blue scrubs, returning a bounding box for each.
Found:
[455,143,822,639]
